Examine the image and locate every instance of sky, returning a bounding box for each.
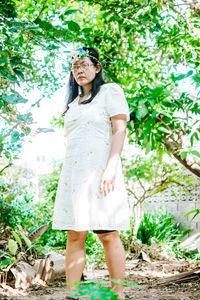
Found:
[16,85,67,173]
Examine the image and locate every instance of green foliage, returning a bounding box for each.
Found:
[0,165,36,228]
[7,239,18,255]
[0,0,199,179]
[39,160,62,203]
[75,280,120,299]
[85,232,105,266]
[172,245,200,261]
[0,0,81,163]
[36,160,66,247]
[0,227,35,272]
[123,154,199,206]
[184,209,200,221]
[136,210,190,246]
[77,0,200,176]
[119,217,134,252]
[0,249,16,271]
[71,278,139,299]
[0,0,199,176]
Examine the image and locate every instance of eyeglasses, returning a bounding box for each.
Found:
[71,62,94,72]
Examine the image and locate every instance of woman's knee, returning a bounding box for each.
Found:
[97,231,119,244]
[67,230,88,243]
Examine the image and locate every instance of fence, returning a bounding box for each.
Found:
[144,185,200,234]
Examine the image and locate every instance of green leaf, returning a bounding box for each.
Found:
[38,20,53,31]
[184,209,197,217]
[82,27,93,34]
[8,239,18,255]
[145,142,151,154]
[0,258,11,268]
[67,21,80,32]
[180,151,187,160]
[64,9,81,16]
[36,127,54,133]
[157,126,169,133]
[12,231,22,248]
[192,73,200,88]
[184,209,200,221]
[191,150,200,158]
[2,93,28,104]
[19,232,32,249]
[158,148,164,163]
[171,70,193,82]
[0,57,8,65]
[0,67,18,81]
[138,101,148,119]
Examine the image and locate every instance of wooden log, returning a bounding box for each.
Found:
[10,253,66,289]
[11,261,36,290]
[157,268,200,285]
[47,253,65,281]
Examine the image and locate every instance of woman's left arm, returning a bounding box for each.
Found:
[100,114,127,197]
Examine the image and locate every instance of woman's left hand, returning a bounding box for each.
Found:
[100,166,116,197]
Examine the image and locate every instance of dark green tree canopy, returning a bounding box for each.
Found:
[0,0,200,176]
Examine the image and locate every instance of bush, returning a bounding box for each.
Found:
[136,209,190,246]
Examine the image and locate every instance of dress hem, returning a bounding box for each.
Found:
[52,225,130,231]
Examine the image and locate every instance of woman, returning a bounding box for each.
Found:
[52,47,130,300]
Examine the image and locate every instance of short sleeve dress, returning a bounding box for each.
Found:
[52,83,130,231]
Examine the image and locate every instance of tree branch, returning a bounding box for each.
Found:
[164,135,200,177]
[156,115,173,133]
[126,188,139,201]
[3,124,18,138]
[0,163,12,174]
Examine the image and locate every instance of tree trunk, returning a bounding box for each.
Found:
[11,253,66,290]
[133,201,144,235]
[164,136,200,178]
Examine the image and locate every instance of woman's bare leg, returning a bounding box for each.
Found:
[65,230,88,295]
[97,231,126,300]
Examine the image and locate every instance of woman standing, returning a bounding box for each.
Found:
[52,47,130,300]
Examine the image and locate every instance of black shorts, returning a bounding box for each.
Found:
[93,230,116,234]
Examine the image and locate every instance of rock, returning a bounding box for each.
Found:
[141,251,151,263]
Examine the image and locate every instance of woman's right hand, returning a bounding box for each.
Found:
[100,166,116,197]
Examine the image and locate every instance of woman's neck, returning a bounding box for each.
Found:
[82,84,92,97]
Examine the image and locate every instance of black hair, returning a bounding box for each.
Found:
[63,47,105,115]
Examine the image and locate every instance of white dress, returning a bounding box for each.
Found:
[52,83,130,231]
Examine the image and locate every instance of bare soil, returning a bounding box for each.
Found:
[0,258,199,300]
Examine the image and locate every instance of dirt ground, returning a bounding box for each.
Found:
[0,258,199,300]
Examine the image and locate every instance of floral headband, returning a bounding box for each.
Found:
[68,49,99,65]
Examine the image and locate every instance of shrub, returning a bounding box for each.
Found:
[136,209,190,246]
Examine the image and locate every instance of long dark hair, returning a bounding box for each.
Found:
[63,47,105,115]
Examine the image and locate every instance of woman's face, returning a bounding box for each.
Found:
[71,56,101,87]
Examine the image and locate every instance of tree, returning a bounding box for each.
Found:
[77,0,200,177]
[1,0,200,178]
[0,0,80,168]
[123,154,199,232]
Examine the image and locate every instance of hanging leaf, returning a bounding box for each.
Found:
[180,151,187,160]
[191,150,200,158]
[2,93,28,104]
[171,70,193,82]
[63,9,81,16]
[67,21,80,32]
[36,127,54,133]
[157,126,169,133]
[138,101,148,119]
